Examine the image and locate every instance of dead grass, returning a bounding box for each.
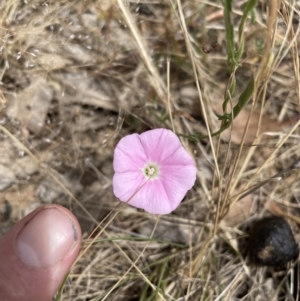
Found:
[0,0,300,300]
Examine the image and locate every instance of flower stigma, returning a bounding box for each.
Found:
[143,163,159,179]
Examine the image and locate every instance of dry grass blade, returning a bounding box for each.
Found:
[117,0,167,104]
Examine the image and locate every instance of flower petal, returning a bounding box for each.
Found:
[139,129,182,163]
[128,180,174,214]
[113,133,148,173]
[113,171,146,201]
[161,144,196,166]
[160,164,197,204]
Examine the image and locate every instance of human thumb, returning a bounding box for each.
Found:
[0,205,82,301]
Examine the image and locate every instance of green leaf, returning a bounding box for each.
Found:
[224,0,238,70]
[238,0,258,45]
[251,7,257,23]
[216,113,231,121]
[224,0,233,11]
[233,75,255,118]
[235,39,244,61]
[230,77,236,95]
[181,76,255,141]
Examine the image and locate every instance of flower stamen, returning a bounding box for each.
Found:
[143,163,159,179]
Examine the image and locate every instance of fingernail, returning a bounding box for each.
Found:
[17,207,78,268]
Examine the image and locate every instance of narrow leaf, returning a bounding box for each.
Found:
[238,0,258,44]
[233,76,255,118]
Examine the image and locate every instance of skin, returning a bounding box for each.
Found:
[0,205,82,301]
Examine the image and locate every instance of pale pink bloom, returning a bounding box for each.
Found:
[113,128,197,214]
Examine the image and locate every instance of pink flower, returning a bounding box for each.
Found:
[113,128,197,214]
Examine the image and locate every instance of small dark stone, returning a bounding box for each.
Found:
[249,216,298,266]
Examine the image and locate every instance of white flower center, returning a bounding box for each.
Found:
[143,163,159,179]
